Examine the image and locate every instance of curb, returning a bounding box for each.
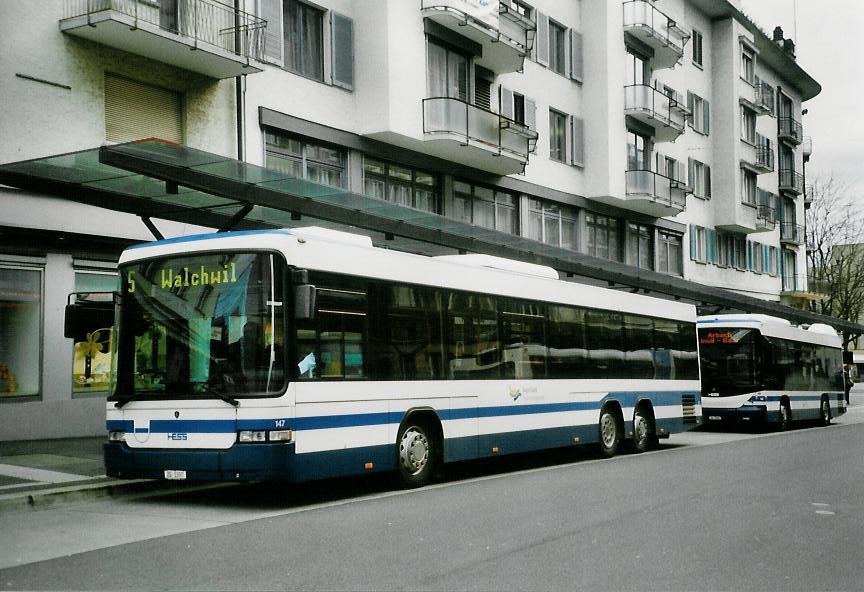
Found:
[0,479,230,513]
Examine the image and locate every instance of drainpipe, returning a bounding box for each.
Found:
[234,0,244,161]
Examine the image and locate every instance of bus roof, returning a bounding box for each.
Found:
[697,314,842,348]
[120,228,697,322]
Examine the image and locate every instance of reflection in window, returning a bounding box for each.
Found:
[265,131,346,189]
[72,271,118,394]
[0,267,41,398]
[450,181,518,235]
[363,158,439,213]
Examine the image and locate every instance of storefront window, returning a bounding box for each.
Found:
[71,271,118,395]
[0,267,42,398]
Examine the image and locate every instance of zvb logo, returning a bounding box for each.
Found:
[509,386,522,401]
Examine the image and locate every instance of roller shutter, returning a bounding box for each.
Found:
[104,74,183,144]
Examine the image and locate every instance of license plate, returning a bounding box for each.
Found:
[164,470,187,480]
[708,416,722,421]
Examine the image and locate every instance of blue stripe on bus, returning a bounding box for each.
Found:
[107,391,699,434]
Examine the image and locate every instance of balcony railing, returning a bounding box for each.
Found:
[755,189,777,231]
[420,1,534,73]
[624,84,686,142]
[625,169,687,216]
[780,222,804,245]
[622,1,689,70]
[779,168,805,195]
[423,97,538,172]
[779,116,803,144]
[61,0,265,78]
[782,274,828,295]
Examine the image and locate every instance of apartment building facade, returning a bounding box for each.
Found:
[0,0,819,439]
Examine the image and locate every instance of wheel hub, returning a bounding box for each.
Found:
[399,428,429,475]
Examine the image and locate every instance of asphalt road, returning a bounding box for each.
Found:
[2,410,864,591]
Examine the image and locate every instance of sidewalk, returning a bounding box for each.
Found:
[0,437,212,512]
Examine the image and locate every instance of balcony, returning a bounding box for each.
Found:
[753,79,775,115]
[755,189,777,232]
[624,84,687,142]
[60,0,265,79]
[422,97,538,175]
[779,168,805,195]
[624,169,688,217]
[754,143,775,173]
[623,1,689,70]
[778,116,803,145]
[420,1,535,73]
[780,222,804,245]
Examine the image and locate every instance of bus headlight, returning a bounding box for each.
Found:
[108,431,126,442]
[238,430,266,443]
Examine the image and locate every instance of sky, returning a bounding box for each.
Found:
[739,0,864,201]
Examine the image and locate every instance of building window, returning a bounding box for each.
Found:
[741,46,755,84]
[104,73,183,144]
[363,158,439,213]
[503,0,531,18]
[0,266,42,399]
[741,106,756,144]
[688,158,711,199]
[265,131,346,189]
[427,39,469,100]
[687,92,710,135]
[626,47,648,86]
[284,0,324,81]
[627,130,650,170]
[71,271,117,395]
[549,109,567,162]
[658,231,683,275]
[586,213,622,262]
[548,20,566,75]
[627,223,654,270]
[451,181,518,235]
[741,168,757,205]
[691,30,703,67]
[527,198,578,251]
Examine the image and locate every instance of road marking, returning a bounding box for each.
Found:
[0,463,91,484]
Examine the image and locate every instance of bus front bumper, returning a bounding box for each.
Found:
[702,405,768,424]
[104,441,296,482]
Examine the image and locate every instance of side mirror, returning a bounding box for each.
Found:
[294,284,316,320]
[843,350,854,365]
[65,293,116,339]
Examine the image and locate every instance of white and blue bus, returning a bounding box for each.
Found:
[88,227,702,487]
[698,314,846,430]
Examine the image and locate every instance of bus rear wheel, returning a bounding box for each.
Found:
[598,408,621,458]
[820,396,831,426]
[632,407,657,453]
[396,421,436,488]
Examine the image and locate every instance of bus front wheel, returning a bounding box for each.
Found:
[820,396,831,426]
[396,421,436,488]
[778,400,791,432]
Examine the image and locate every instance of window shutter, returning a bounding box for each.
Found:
[259,0,283,66]
[688,157,694,188]
[499,86,514,119]
[706,229,715,263]
[689,225,697,261]
[655,152,663,173]
[704,99,710,135]
[571,116,584,167]
[104,73,183,144]
[705,165,712,199]
[536,12,549,66]
[331,12,354,90]
[746,241,752,270]
[569,30,583,82]
[687,92,694,126]
[763,244,770,272]
[524,96,536,130]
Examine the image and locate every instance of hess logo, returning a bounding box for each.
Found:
[167,433,188,441]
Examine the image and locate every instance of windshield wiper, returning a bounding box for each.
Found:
[199,382,240,407]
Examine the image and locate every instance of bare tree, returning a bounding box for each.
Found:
[806,176,864,346]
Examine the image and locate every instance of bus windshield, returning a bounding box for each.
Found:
[113,252,285,401]
[698,328,760,396]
